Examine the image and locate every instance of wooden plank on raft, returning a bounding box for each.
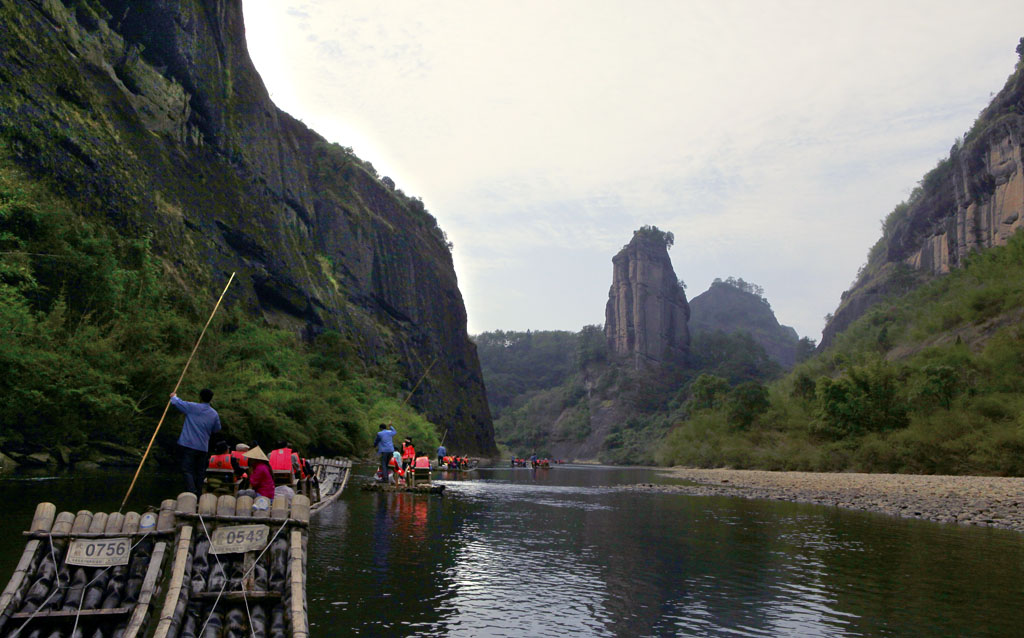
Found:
[290,495,309,638]
[289,529,307,638]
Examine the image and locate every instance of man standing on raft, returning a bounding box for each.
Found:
[374,423,397,483]
[171,388,221,495]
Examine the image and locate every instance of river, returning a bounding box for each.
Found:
[1,465,1021,637]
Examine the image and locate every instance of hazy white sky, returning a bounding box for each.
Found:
[242,1,1024,341]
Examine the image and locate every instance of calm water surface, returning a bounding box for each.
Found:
[1,465,1022,637]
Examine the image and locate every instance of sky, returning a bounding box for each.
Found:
[242,1,1024,341]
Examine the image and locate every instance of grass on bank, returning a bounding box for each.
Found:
[658,231,1024,475]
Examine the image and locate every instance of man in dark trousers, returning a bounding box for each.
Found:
[171,388,222,495]
[374,423,397,483]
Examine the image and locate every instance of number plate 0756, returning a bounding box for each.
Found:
[66,537,131,567]
[210,524,270,554]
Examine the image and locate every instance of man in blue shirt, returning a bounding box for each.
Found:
[171,388,222,495]
[436,444,447,468]
[373,423,397,482]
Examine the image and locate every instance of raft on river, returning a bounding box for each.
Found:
[0,458,351,638]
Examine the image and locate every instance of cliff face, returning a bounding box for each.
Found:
[604,232,690,366]
[823,59,1024,348]
[689,282,800,368]
[0,0,496,453]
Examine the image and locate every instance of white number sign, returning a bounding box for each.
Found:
[210,524,270,554]
[66,537,131,567]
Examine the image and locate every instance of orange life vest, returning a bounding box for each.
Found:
[402,444,415,460]
[269,448,294,474]
[231,450,249,469]
[208,453,232,471]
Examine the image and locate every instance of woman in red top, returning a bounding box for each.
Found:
[401,438,415,470]
[244,446,275,500]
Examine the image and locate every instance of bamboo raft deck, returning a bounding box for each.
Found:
[0,457,351,638]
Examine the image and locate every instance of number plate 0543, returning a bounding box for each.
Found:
[66,538,131,567]
[210,524,270,554]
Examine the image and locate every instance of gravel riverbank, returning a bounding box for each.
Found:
[627,468,1024,532]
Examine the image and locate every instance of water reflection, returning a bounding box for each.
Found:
[1,466,1023,637]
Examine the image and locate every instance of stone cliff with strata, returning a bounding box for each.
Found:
[604,230,690,366]
[823,55,1024,348]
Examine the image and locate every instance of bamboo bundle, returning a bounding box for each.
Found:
[0,499,174,638]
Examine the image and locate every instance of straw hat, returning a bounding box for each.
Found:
[244,446,269,462]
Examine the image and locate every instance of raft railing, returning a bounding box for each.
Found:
[0,501,177,638]
[153,491,311,638]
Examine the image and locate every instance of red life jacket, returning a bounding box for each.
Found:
[208,453,232,470]
[231,450,249,469]
[402,444,415,460]
[269,448,294,474]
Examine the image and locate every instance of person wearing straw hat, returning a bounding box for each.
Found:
[171,389,221,495]
[241,445,275,500]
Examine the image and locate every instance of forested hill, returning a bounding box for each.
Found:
[689,278,805,368]
[0,0,495,470]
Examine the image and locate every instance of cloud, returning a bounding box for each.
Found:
[242,0,1024,339]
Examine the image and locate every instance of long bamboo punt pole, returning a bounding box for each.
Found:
[120,272,235,512]
[288,495,310,638]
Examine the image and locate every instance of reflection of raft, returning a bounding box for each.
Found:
[0,457,351,638]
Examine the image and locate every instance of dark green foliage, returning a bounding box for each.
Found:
[727,382,769,429]
[688,331,781,384]
[473,330,578,418]
[814,360,909,438]
[0,157,439,462]
[689,374,729,411]
[631,225,674,249]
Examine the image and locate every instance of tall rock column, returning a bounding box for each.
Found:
[604,229,690,367]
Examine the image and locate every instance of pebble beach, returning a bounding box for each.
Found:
[628,468,1024,532]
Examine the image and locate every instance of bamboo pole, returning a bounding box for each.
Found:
[402,357,437,405]
[120,272,236,512]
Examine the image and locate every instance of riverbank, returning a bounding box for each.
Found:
[628,468,1024,532]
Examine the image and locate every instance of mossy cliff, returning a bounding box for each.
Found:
[0,0,495,454]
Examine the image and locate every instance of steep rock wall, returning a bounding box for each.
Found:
[823,62,1024,349]
[604,233,690,366]
[0,0,496,453]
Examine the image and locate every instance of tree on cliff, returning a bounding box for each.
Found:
[632,225,674,249]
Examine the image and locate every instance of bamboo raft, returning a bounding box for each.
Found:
[0,458,351,638]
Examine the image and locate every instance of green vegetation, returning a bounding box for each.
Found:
[659,230,1024,475]
[0,151,439,465]
[480,322,784,464]
[473,330,578,418]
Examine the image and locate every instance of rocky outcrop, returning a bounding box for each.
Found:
[0,0,495,453]
[823,59,1024,349]
[689,281,800,368]
[604,230,689,366]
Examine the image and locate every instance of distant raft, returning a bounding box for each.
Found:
[361,482,446,495]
